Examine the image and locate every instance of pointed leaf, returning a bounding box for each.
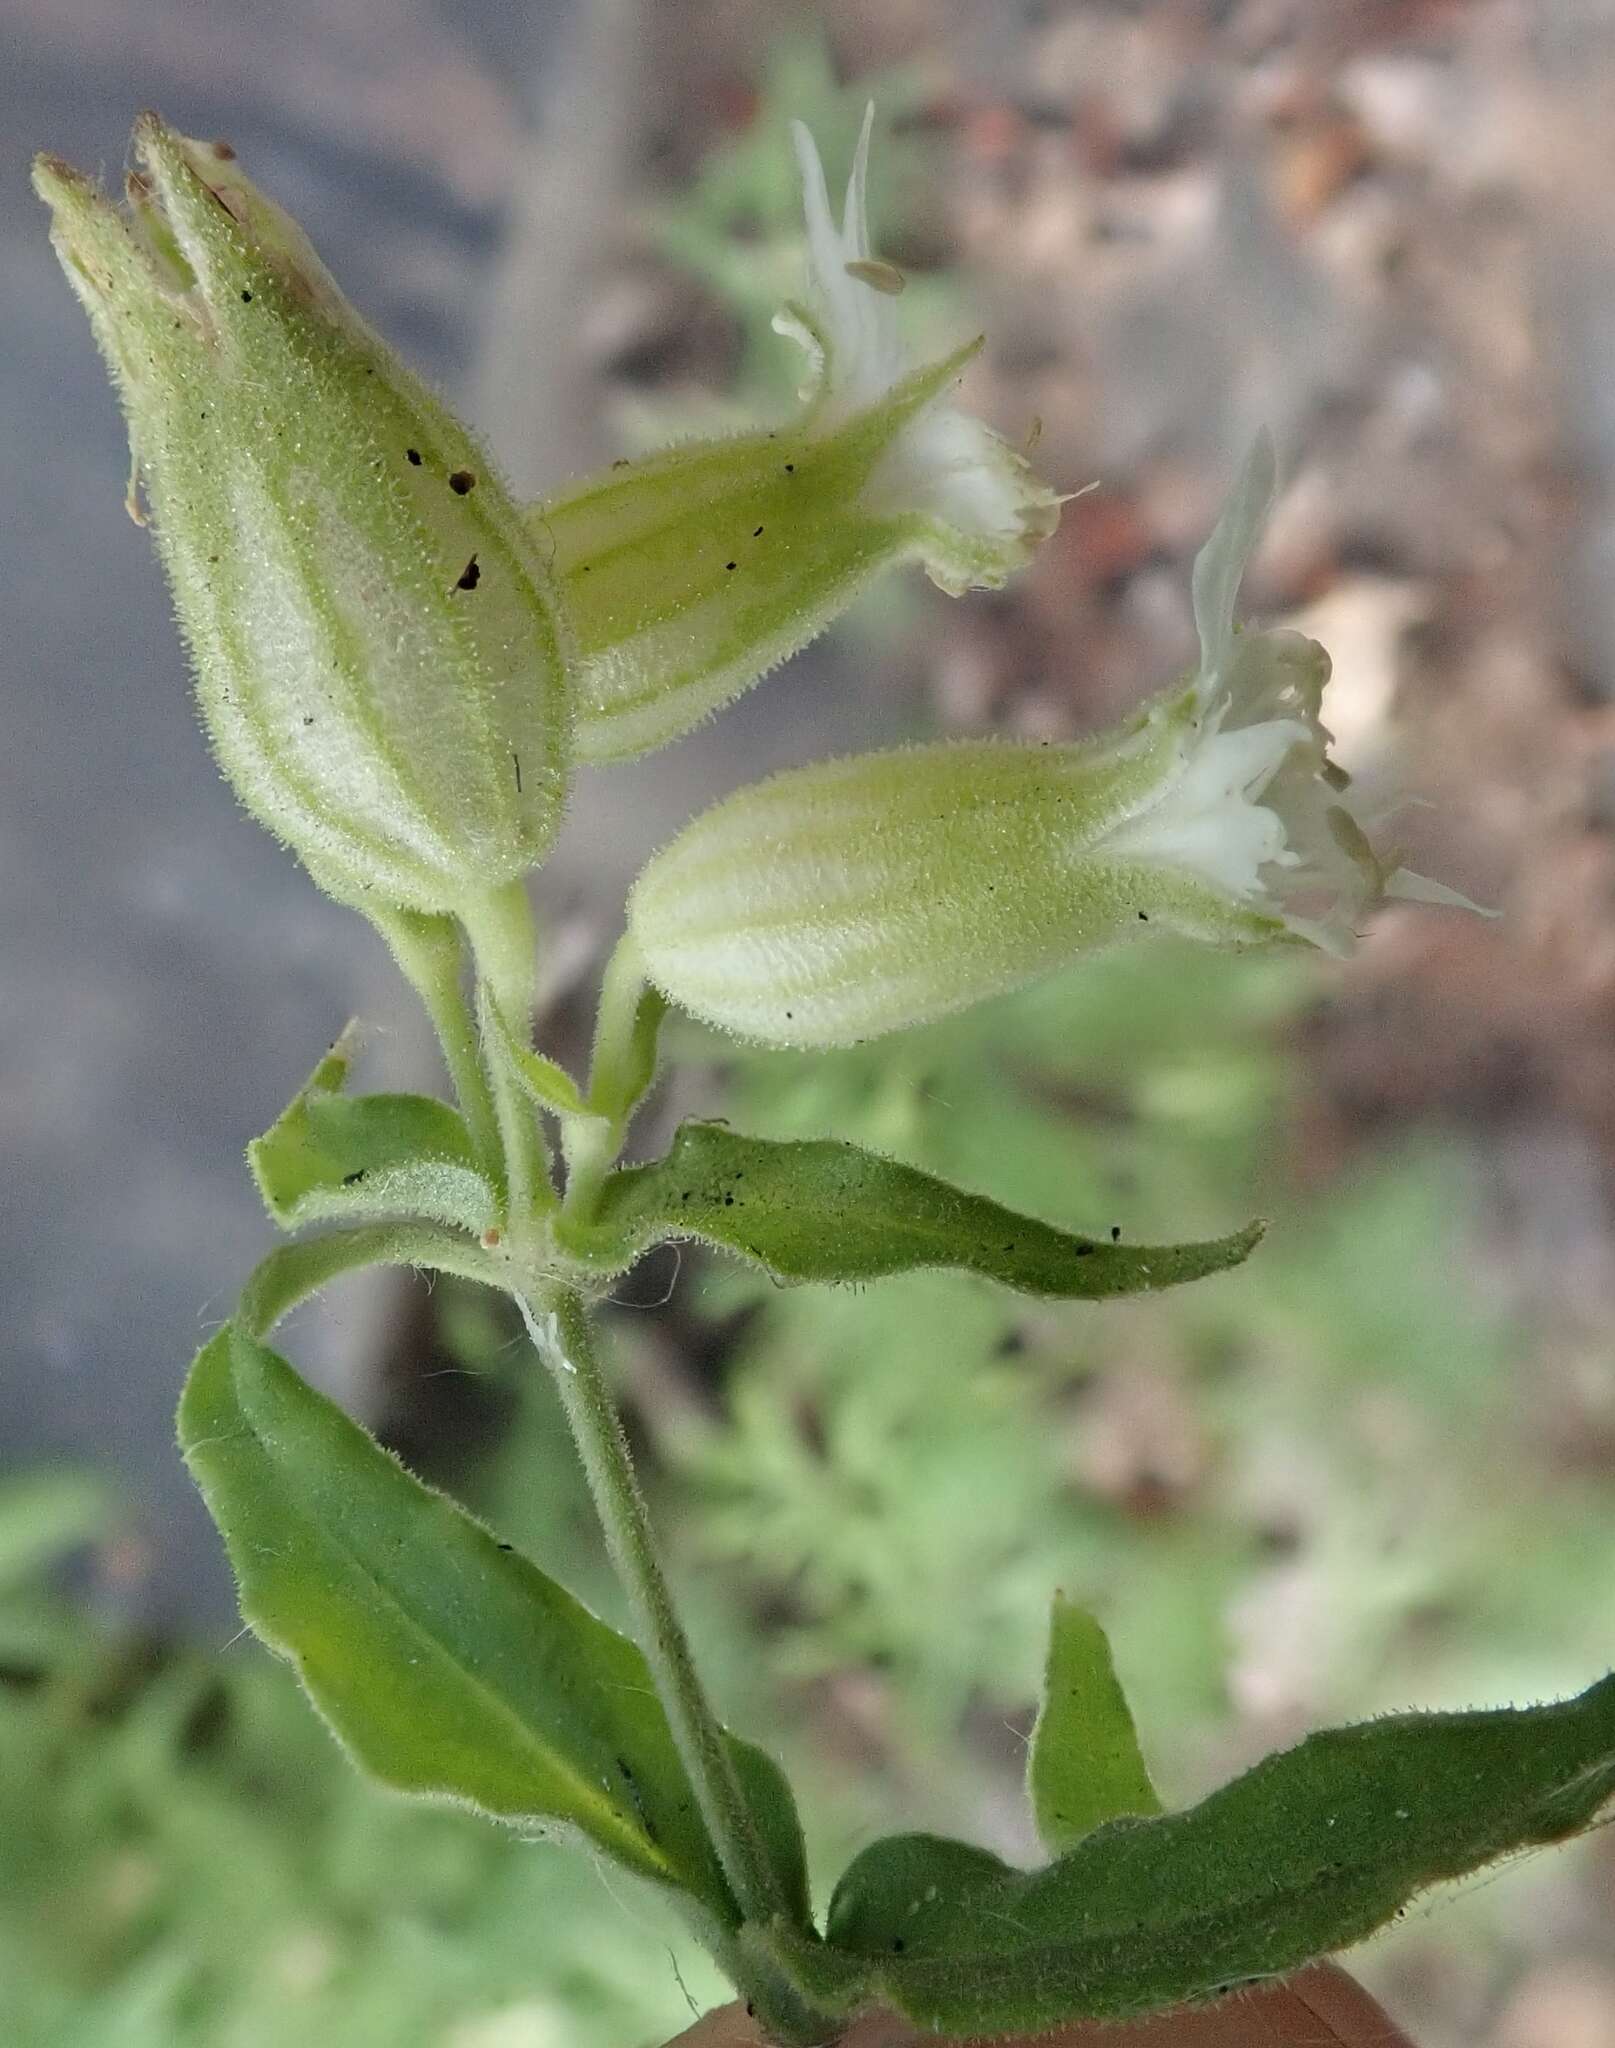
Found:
[178,1325,809,1929]
[1030,1597,1162,1855]
[780,1672,1615,2034]
[249,1037,496,1234]
[487,994,590,1116]
[582,1121,1262,1297]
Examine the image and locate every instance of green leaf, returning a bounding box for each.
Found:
[178,1326,809,1931]
[249,1035,496,1235]
[1029,1597,1162,1855]
[487,994,590,1117]
[779,1672,1615,2034]
[583,1121,1263,1297]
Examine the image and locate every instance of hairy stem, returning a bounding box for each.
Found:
[520,1287,790,1931]
[587,928,663,1123]
[461,880,555,1220]
[372,908,505,1198]
[561,930,668,1223]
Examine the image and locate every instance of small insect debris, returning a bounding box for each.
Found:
[845,256,906,295]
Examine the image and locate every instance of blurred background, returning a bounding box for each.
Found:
[4,1,1615,2043]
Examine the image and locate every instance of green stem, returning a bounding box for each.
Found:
[560,930,669,1225]
[520,1286,788,1933]
[460,881,555,1221]
[587,929,662,1122]
[559,1111,620,1226]
[370,908,505,1199]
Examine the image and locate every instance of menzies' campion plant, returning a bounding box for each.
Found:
[38,107,1606,2048]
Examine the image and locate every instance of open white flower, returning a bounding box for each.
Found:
[1103,432,1485,955]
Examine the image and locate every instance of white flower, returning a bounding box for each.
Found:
[539,106,1062,764]
[778,105,1061,596]
[1102,432,1488,955]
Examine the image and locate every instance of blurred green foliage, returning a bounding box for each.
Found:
[0,1465,723,2047]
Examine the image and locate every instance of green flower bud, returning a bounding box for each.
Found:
[538,107,1060,763]
[628,435,1488,1048]
[34,116,571,918]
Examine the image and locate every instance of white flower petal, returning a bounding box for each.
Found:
[1094,439,1488,954]
[1191,430,1277,702]
[1384,866,1498,915]
[779,108,1061,592]
[1105,715,1305,900]
[789,106,903,418]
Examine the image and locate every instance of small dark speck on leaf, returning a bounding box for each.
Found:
[1075,1243,1094,1256]
[456,556,481,591]
[342,1170,367,1186]
[725,561,737,571]
[497,1541,514,1552]
[406,448,422,466]
[239,289,252,302]
[891,1938,905,1954]
[513,751,522,793]
[784,462,795,473]
[611,457,630,469]
[1137,910,1149,921]
[303,715,314,726]
[449,469,475,494]
[1111,1225,1122,1242]
[753,525,764,536]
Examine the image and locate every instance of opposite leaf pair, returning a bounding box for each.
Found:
[248,1026,1262,1299]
